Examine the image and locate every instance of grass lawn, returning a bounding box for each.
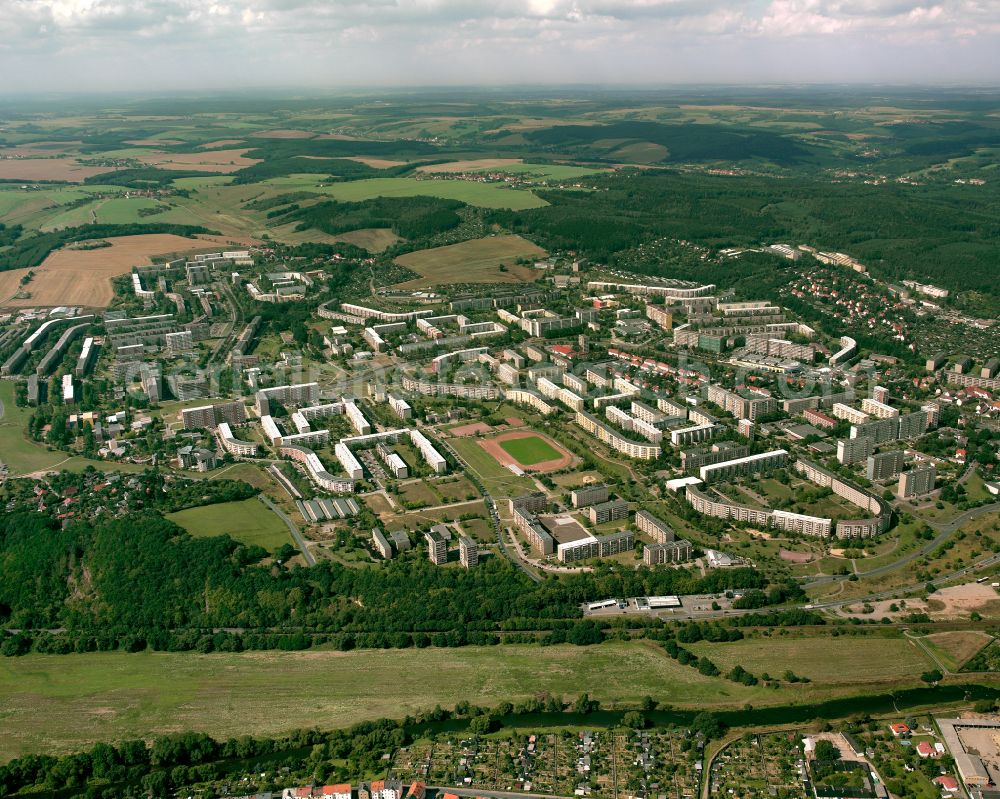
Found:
[0,640,857,759]
[688,634,935,683]
[261,175,549,210]
[922,631,994,672]
[166,498,291,549]
[393,234,545,287]
[498,435,562,466]
[448,436,536,496]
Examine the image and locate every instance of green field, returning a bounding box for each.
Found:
[166,498,291,549]
[261,175,549,210]
[498,435,563,466]
[688,635,935,683]
[0,639,907,759]
[394,234,546,286]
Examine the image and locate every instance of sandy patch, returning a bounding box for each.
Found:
[0,158,116,183]
[132,148,261,173]
[416,158,524,174]
[838,582,1000,621]
[779,548,814,563]
[449,422,492,437]
[1,233,255,308]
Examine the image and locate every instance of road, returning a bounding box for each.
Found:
[258,494,315,566]
[439,437,540,583]
[805,501,1000,587]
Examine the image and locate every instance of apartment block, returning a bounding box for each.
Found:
[837,436,873,465]
[699,449,788,482]
[861,397,899,419]
[459,536,479,568]
[182,400,246,430]
[832,403,870,425]
[589,499,629,525]
[866,450,906,481]
[898,465,936,499]
[571,484,609,508]
[635,510,675,543]
[643,540,692,565]
[425,529,449,565]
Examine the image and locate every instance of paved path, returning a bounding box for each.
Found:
[259,494,315,566]
[805,501,1000,587]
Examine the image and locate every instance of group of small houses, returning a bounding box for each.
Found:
[372,524,479,569]
[232,780,458,799]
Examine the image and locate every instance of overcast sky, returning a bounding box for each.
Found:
[1,0,998,92]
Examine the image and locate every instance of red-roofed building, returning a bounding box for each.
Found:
[406,782,425,799]
[294,788,313,799]
[933,775,959,792]
[916,741,938,758]
[322,785,352,799]
[889,723,911,737]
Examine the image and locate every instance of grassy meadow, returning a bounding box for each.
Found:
[166,498,291,549]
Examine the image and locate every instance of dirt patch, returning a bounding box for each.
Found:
[132,148,260,173]
[416,158,524,174]
[838,582,1000,621]
[505,417,524,427]
[0,158,117,183]
[780,549,815,563]
[449,422,492,437]
[0,233,254,308]
[477,430,573,473]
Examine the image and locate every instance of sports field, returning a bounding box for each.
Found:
[499,435,562,466]
[166,498,291,549]
[393,235,545,288]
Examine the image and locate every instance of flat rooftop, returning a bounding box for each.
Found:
[540,514,592,545]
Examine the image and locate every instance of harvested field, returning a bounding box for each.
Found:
[0,158,115,183]
[479,430,573,473]
[416,158,524,173]
[123,139,184,146]
[0,233,252,308]
[393,234,545,288]
[335,227,402,252]
[198,139,244,148]
[344,156,409,168]
[133,148,261,173]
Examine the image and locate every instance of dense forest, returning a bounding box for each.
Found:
[491,170,1000,296]
[284,196,465,239]
[0,508,766,654]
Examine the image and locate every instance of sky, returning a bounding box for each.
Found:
[1,0,999,92]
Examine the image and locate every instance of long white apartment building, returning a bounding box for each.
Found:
[299,402,344,421]
[62,373,74,403]
[410,429,447,474]
[831,402,870,425]
[670,423,718,447]
[340,303,433,323]
[505,388,556,415]
[254,382,319,415]
[431,346,489,373]
[576,411,661,460]
[388,394,412,420]
[699,449,787,482]
[291,411,311,434]
[586,280,716,299]
[557,387,585,411]
[635,510,676,543]
[343,400,372,436]
[860,397,899,419]
[282,444,356,493]
[334,442,364,480]
[217,422,258,457]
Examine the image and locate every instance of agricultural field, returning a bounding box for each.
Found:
[0,157,115,183]
[393,234,545,288]
[166,498,291,550]
[416,159,609,181]
[920,631,994,672]
[1,233,249,307]
[260,175,549,210]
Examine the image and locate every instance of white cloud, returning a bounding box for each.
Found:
[0,0,997,90]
